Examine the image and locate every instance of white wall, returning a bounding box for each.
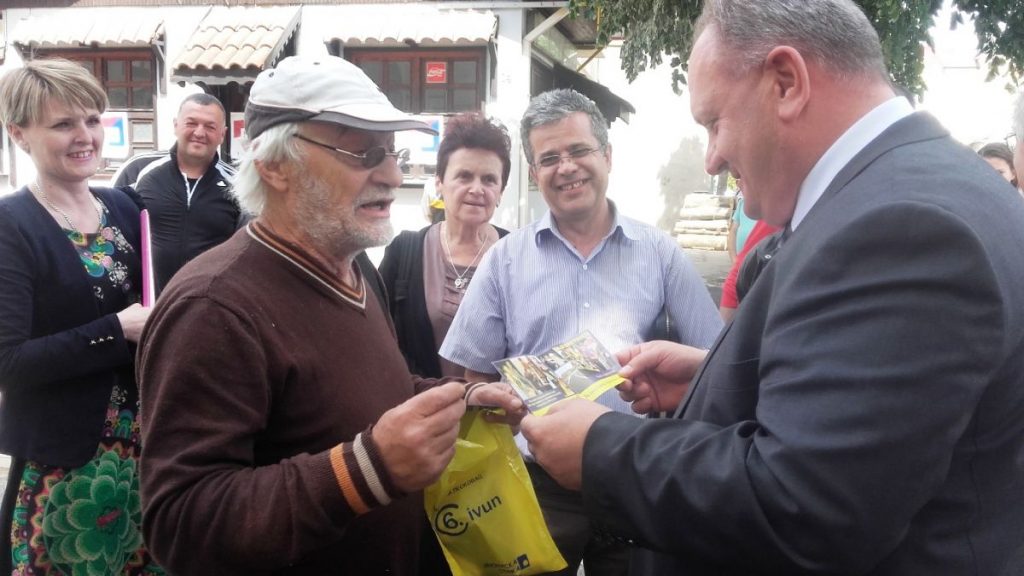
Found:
[582,42,706,229]
[490,8,532,231]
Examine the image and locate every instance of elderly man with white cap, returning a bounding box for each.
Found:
[137,55,524,576]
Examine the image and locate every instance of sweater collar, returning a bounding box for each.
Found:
[247,221,366,309]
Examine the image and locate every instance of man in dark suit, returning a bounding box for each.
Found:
[521,1,1024,574]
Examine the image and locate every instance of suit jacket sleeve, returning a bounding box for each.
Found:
[582,202,1005,573]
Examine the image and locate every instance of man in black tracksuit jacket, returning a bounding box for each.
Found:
[114,93,243,296]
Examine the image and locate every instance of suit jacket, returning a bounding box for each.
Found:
[582,113,1024,575]
[0,187,141,468]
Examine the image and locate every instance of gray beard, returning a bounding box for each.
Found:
[295,172,394,262]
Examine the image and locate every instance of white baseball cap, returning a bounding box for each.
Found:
[244,55,436,139]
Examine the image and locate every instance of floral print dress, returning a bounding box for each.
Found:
[7,198,162,576]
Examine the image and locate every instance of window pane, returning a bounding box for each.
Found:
[108,87,128,108]
[131,86,153,108]
[453,88,477,111]
[107,60,126,82]
[386,89,411,112]
[76,60,95,75]
[360,61,383,85]
[424,88,447,113]
[131,60,152,81]
[453,61,476,85]
[131,122,154,143]
[388,61,410,85]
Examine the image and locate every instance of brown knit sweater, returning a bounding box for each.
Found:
[138,225,439,575]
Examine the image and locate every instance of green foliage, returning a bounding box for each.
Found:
[955,0,1024,90]
[568,0,1024,96]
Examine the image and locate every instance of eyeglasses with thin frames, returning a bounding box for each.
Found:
[1005,132,1018,150]
[533,145,606,169]
[292,133,410,169]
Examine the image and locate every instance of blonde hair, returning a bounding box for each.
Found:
[0,58,107,127]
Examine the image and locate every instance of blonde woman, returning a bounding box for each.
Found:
[0,59,157,574]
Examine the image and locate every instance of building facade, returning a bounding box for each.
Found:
[0,1,634,237]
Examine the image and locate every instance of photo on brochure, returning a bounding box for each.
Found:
[492,331,624,415]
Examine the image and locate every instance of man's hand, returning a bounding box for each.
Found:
[373,381,466,493]
[466,381,528,427]
[616,341,709,414]
[520,399,610,491]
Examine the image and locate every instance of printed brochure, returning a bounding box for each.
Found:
[492,331,624,416]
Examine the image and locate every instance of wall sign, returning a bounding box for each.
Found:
[396,115,444,167]
[425,61,447,84]
[101,112,129,159]
[230,112,248,159]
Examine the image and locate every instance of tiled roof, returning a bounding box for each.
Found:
[11,9,164,49]
[325,6,496,47]
[172,6,300,83]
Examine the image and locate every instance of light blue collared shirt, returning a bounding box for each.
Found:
[440,202,722,418]
[791,96,915,230]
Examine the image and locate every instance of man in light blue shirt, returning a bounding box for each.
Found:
[440,89,722,576]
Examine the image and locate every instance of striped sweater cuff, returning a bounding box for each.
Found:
[329,428,402,515]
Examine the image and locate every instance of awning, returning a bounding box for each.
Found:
[551,62,635,124]
[171,6,301,85]
[11,9,164,50]
[325,7,496,48]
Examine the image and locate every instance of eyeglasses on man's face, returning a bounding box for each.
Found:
[533,145,606,169]
[293,133,410,169]
[1005,132,1019,150]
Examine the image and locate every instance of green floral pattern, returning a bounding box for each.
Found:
[41,450,142,575]
[63,200,136,301]
[10,386,163,575]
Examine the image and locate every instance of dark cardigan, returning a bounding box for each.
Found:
[0,187,141,468]
[378,224,508,378]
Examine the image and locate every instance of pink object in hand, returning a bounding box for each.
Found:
[140,209,155,307]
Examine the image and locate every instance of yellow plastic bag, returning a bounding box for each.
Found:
[424,409,567,575]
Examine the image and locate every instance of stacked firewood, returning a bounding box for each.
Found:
[673,193,732,251]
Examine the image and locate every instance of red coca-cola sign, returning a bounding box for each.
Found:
[425,62,447,84]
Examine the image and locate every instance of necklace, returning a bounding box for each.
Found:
[441,221,488,291]
[31,182,103,234]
